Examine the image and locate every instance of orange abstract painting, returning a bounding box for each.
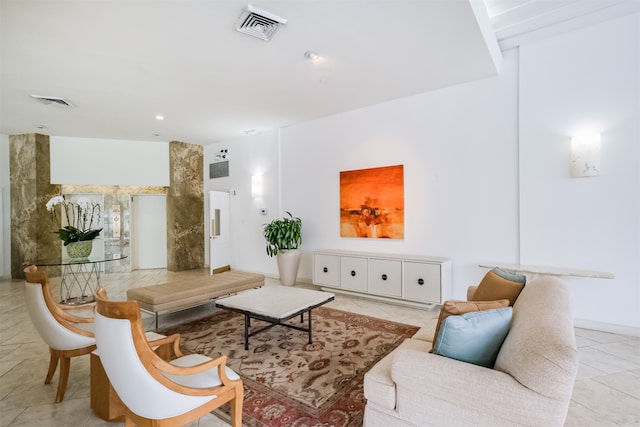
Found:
[340,165,404,239]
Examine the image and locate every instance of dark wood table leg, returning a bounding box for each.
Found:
[244,313,250,350]
[308,309,313,344]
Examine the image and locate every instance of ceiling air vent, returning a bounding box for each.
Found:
[235,5,287,42]
[30,94,73,107]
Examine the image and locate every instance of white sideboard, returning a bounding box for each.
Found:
[313,250,452,307]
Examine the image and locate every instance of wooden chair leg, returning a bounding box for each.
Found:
[230,384,244,427]
[55,357,71,403]
[45,351,59,384]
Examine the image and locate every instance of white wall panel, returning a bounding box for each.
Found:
[519,13,639,329]
[203,130,280,275]
[279,50,520,297]
[51,136,169,186]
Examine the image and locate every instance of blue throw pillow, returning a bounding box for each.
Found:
[432,307,513,368]
[492,267,526,284]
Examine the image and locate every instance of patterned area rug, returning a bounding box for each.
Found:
[160,306,419,427]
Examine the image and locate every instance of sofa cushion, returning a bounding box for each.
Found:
[432,307,512,368]
[412,316,439,342]
[363,338,431,410]
[431,299,510,344]
[471,271,525,306]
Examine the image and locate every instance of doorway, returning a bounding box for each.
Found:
[130,194,167,270]
[209,191,230,274]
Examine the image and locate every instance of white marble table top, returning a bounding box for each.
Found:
[216,286,335,319]
[479,263,614,279]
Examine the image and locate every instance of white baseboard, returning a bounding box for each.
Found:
[574,318,640,337]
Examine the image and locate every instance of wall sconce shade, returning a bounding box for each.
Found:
[571,133,600,177]
[252,175,263,198]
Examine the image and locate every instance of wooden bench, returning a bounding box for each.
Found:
[126,270,265,328]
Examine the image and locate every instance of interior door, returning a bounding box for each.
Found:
[209,191,230,274]
[131,195,167,270]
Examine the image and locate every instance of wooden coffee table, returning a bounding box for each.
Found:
[215,286,335,350]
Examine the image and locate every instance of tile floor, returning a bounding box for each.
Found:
[0,268,638,426]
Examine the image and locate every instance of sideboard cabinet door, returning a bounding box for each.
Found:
[403,261,441,303]
[340,256,368,292]
[314,254,340,287]
[368,259,402,297]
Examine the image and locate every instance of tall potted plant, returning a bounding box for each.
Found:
[263,211,302,286]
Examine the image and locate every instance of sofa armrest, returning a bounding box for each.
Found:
[390,348,567,427]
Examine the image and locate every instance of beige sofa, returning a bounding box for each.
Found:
[363,276,579,427]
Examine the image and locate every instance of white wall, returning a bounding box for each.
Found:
[281,49,520,294]
[203,129,281,275]
[519,13,640,331]
[0,134,9,277]
[212,49,520,295]
[213,14,640,332]
[51,136,169,186]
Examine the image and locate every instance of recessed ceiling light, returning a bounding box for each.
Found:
[155,115,164,120]
[304,51,319,61]
[35,124,47,129]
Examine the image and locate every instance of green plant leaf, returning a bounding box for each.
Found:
[263,212,302,256]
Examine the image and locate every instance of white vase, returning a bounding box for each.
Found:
[276,249,301,286]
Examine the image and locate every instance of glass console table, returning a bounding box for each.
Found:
[34,255,128,305]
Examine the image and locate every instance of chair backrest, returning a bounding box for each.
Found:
[24,266,95,351]
[94,288,213,419]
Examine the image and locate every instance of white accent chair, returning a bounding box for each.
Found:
[94,287,244,427]
[23,265,96,403]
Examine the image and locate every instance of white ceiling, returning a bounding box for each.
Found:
[1,0,636,145]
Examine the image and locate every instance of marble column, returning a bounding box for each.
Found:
[9,134,61,279]
[167,141,204,271]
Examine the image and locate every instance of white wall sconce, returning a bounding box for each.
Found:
[251,175,263,198]
[571,133,600,177]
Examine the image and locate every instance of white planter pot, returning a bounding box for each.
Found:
[276,249,301,286]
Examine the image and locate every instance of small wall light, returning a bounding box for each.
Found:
[571,133,600,177]
[252,175,263,198]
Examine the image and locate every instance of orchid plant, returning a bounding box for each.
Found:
[46,195,103,245]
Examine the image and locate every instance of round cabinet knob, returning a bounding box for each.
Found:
[381,274,388,281]
[351,270,356,277]
[323,267,328,273]
[418,278,424,285]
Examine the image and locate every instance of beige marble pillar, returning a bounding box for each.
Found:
[9,134,61,278]
[167,141,204,271]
